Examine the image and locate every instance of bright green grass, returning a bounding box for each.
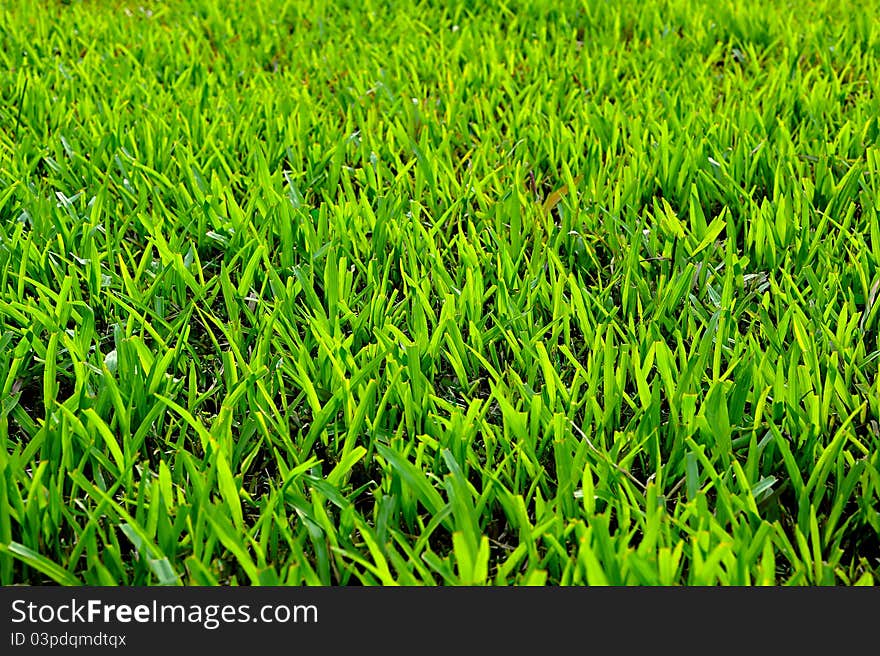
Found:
[0,0,878,585]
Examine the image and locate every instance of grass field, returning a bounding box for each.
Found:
[0,0,879,586]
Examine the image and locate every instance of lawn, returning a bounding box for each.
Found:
[0,0,878,585]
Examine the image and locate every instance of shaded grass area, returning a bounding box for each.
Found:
[0,0,878,585]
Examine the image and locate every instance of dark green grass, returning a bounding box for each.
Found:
[0,0,878,585]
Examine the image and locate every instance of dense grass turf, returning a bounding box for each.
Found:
[0,0,879,585]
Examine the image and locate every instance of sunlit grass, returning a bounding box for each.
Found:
[0,0,878,585]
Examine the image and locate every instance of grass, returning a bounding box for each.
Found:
[0,0,878,586]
